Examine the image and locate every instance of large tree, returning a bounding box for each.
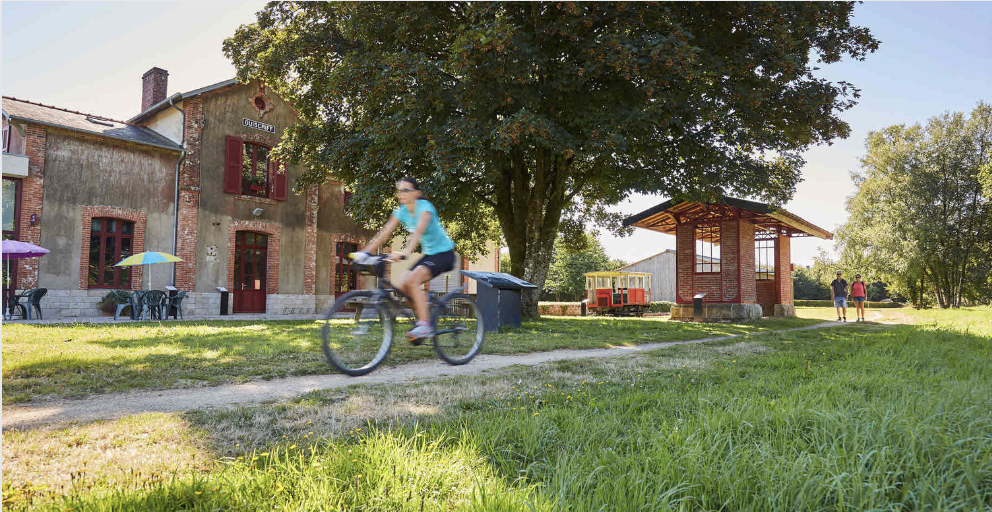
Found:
[836,103,992,308]
[225,2,877,316]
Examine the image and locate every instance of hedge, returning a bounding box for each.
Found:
[795,299,903,308]
[649,301,675,313]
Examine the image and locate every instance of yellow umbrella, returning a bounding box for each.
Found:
[116,252,183,289]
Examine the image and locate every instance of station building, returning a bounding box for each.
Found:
[2,68,497,318]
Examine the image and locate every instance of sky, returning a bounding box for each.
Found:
[3,2,991,266]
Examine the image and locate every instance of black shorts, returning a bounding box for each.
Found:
[413,250,456,278]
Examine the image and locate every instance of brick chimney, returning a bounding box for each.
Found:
[141,67,169,112]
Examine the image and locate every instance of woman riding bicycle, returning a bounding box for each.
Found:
[355,177,456,340]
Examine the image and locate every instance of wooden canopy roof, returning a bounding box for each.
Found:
[622,196,832,242]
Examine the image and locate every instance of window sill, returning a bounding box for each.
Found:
[694,271,722,276]
[234,195,277,205]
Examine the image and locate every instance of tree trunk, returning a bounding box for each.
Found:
[492,148,571,319]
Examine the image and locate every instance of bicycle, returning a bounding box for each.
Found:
[321,253,486,376]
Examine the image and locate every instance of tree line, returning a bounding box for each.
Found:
[832,103,992,308]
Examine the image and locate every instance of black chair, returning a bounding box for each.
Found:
[129,290,147,320]
[5,288,35,320]
[141,290,167,320]
[113,292,134,321]
[164,291,187,320]
[25,288,47,320]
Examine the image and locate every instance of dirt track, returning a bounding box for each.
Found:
[3,321,858,429]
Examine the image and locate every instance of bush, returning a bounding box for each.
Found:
[538,302,579,316]
[649,301,674,313]
[97,291,132,314]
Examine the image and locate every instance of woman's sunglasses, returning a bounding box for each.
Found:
[397,187,417,193]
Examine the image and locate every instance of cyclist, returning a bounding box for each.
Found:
[354,177,456,340]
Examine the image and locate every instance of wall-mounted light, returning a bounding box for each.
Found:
[30,213,38,225]
[252,208,264,217]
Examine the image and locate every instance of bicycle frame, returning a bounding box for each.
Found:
[355,260,469,337]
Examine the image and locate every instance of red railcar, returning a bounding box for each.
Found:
[584,271,652,316]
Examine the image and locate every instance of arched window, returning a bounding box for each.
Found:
[89,218,134,288]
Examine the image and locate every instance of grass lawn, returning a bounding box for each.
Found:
[3,308,990,510]
[1,314,819,403]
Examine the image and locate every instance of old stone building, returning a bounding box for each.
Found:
[2,68,497,318]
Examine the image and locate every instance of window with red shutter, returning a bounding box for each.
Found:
[272,160,288,201]
[224,136,244,194]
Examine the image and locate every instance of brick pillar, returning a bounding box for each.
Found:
[174,98,202,291]
[738,220,756,303]
[777,234,792,305]
[675,223,694,303]
[303,185,318,294]
[17,124,46,289]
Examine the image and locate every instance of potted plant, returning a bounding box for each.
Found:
[97,290,132,316]
[246,175,266,192]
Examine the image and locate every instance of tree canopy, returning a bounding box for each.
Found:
[224,1,878,316]
[836,102,992,308]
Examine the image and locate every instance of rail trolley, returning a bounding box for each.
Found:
[584,271,652,316]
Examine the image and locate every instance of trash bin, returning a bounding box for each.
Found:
[164,285,178,319]
[460,271,538,332]
[693,293,706,321]
[217,287,230,316]
[580,299,588,317]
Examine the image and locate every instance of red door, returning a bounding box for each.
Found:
[233,231,267,313]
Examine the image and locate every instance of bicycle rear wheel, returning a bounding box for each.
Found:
[322,291,394,376]
[432,293,485,365]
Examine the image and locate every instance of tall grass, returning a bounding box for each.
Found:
[5,315,990,511]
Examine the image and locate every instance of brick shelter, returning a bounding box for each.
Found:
[623,196,832,321]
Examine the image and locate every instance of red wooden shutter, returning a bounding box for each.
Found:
[272,160,288,200]
[224,136,244,194]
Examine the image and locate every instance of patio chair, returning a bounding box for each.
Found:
[129,290,147,320]
[5,288,35,320]
[25,288,47,320]
[141,290,167,321]
[164,291,187,320]
[113,291,134,321]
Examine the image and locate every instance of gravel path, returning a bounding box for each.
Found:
[3,321,854,429]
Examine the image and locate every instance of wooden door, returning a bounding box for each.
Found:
[334,241,359,298]
[233,231,267,313]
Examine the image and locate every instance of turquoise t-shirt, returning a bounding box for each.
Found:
[393,199,455,255]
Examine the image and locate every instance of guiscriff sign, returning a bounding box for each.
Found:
[243,118,275,133]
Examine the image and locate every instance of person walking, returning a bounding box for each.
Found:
[830,270,849,322]
[850,274,868,321]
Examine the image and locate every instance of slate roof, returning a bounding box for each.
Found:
[2,97,181,152]
[623,195,832,240]
[127,78,239,124]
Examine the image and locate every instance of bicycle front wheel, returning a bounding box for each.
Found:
[432,293,485,365]
[322,291,394,376]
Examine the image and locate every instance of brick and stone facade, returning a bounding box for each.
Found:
[17,124,47,289]
[2,69,500,319]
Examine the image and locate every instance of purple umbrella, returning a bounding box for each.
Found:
[2,240,49,297]
[2,240,50,259]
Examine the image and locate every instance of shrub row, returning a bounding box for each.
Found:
[649,301,675,313]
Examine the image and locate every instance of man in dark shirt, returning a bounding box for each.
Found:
[830,270,849,322]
